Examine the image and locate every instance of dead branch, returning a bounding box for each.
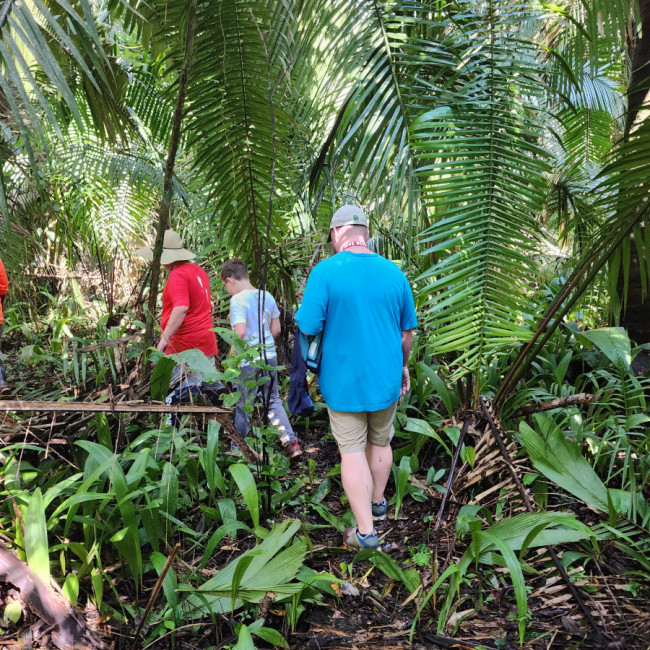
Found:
[75,335,141,352]
[0,400,230,414]
[512,393,593,417]
[132,544,180,648]
[433,420,471,535]
[479,396,610,645]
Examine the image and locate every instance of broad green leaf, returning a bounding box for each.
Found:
[520,415,608,511]
[217,498,238,524]
[199,447,226,498]
[577,327,632,368]
[482,512,593,552]
[409,564,459,642]
[76,441,142,581]
[63,573,79,606]
[309,502,345,532]
[436,511,592,636]
[235,624,255,650]
[91,568,103,610]
[311,478,331,504]
[140,500,161,554]
[394,455,411,519]
[272,478,307,509]
[355,549,419,593]
[417,364,455,415]
[230,464,260,529]
[24,488,50,584]
[151,356,176,401]
[231,553,261,612]
[403,417,450,454]
[200,522,254,570]
[3,600,22,625]
[170,349,221,381]
[94,413,112,450]
[181,520,304,618]
[160,462,179,517]
[481,531,528,644]
[249,624,289,648]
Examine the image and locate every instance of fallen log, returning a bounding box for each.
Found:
[0,400,229,414]
[0,542,108,650]
[0,400,260,463]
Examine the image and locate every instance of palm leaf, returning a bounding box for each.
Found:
[0,0,132,144]
[146,0,298,275]
[180,519,305,618]
[306,0,454,255]
[413,1,551,375]
[496,107,650,404]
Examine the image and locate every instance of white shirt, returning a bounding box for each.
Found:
[229,289,279,356]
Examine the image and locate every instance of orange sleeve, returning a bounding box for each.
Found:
[0,259,7,296]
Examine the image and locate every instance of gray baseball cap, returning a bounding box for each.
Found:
[328,205,367,241]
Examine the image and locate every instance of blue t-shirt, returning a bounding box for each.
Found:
[296,252,417,412]
[229,289,280,356]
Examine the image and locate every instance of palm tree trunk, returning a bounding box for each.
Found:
[142,0,198,355]
[620,1,650,342]
[625,0,650,137]
[619,227,650,343]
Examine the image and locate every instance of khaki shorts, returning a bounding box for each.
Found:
[327,402,397,454]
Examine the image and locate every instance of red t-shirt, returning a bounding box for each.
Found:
[0,258,8,325]
[161,263,218,356]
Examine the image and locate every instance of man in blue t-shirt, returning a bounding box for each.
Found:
[296,205,417,549]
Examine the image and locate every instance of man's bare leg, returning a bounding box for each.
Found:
[340,451,374,535]
[366,442,392,503]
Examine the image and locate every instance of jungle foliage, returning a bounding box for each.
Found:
[0,0,649,648]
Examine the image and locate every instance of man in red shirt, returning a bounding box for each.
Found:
[136,230,224,412]
[0,257,8,387]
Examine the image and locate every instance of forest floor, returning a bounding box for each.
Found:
[141,425,647,650]
[0,349,648,650]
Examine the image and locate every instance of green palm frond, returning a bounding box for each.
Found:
[144,0,298,276]
[496,109,650,405]
[557,107,620,167]
[0,125,163,271]
[307,0,454,252]
[413,0,551,374]
[0,0,132,143]
[55,143,160,251]
[123,70,174,147]
[0,153,49,268]
[543,165,602,259]
[543,0,634,92]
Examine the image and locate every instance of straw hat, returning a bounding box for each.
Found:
[135,230,196,265]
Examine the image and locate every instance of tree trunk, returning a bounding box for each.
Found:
[142,0,198,355]
[618,227,650,343]
[620,2,650,342]
[625,0,650,137]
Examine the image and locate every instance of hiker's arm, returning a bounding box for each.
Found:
[401,329,413,396]
[157,305,189,352]
[270,317,281,338]
[230,322,247,355]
